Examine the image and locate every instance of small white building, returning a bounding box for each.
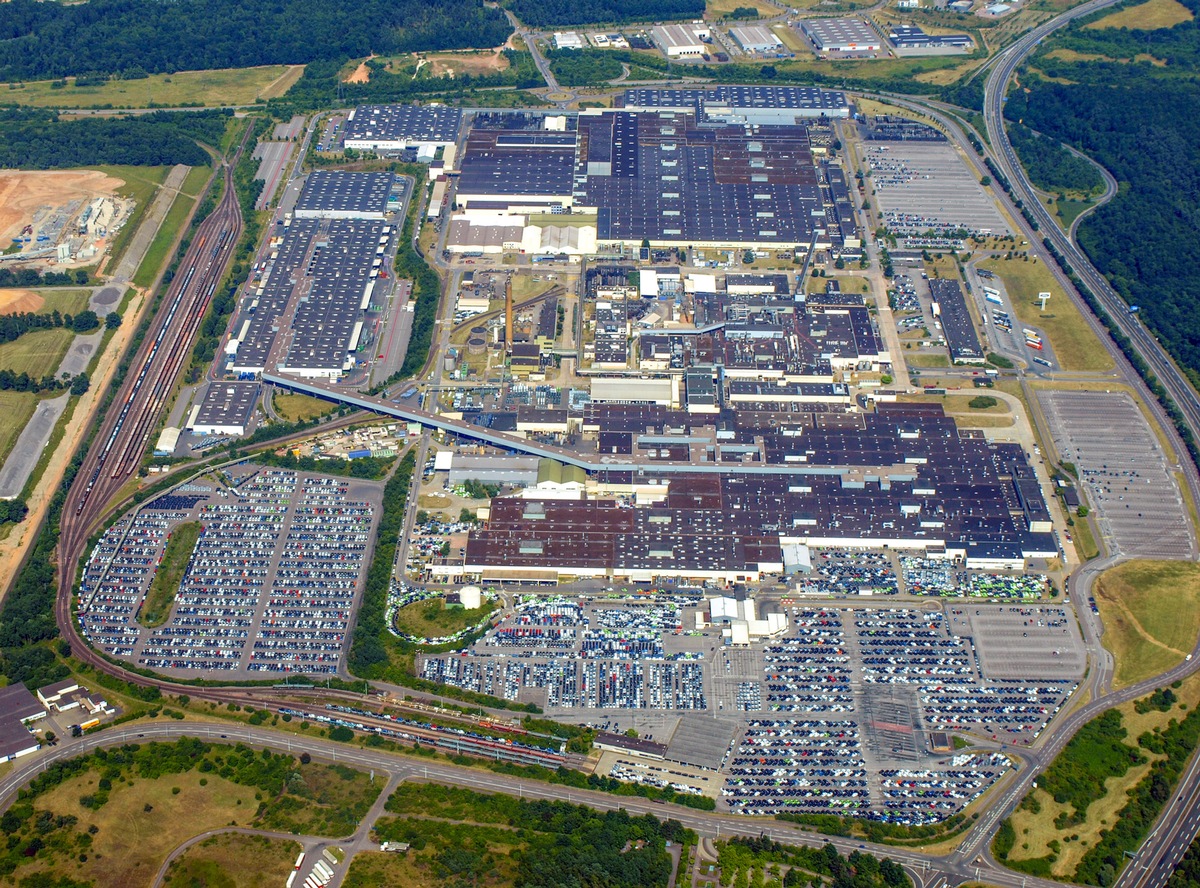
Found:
[553,31,585,50]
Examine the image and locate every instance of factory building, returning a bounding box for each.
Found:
[650,23,711,57]
[801,18,883,53]
[293,171,404,220]
[342,104,463,155]
[187,381,261,437]
[729,24,785,54]
[886,25,973,54]
[621,85,851,123]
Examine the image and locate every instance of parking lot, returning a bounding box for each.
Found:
[418,595,1083,822]
[866,142,1010,238]
[78,467,382,677]
[1038,390,1193,558]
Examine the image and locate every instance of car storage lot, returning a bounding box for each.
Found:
[1038,389,1193,559]
[419,597,1083,823]
[78,466,382,677]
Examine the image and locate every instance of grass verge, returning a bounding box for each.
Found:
[0,391,37,466]
[1094,560,1200,687]
[978,256,1113,372]
[165,834,302,888]
[132,184,201,289]
[140,520,201,627]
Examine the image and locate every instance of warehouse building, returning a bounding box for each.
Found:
[801,18,883,53]
[226,213,395,381]
[294,171,402,219]
[575,109,823,248]
[449,454,541,488]
[553,31,585,49]
[187,381,261,436]
[650,23,711,57]
[0,684,43,765]
[930,279,984,363]
[621,86,851,122]
[729,24,785,54]
[887,25,972,54]
[456,129,578,211]
[342,104,463,154]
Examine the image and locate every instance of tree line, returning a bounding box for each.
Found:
[0,309,101,345]
[0,267,89,288]
[0,107,227,168]
[509,0,703,26]
[1006,0,1200,380]
[0,0,511,80]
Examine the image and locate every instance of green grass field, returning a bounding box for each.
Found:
[132,186,199,289]
[393,597,493,639]
[272,392,331,423]
[165,834,301,888]
[141,521,201,627]
[979,257,1114,372]
[0,391,37,467]
[0,327,74,378]
[1095,560,1200,687]
[1086,0,1193,29]
[30,289,92,316]
[180,164,214,199]
[96,165,170,268]
[4,65,304,108]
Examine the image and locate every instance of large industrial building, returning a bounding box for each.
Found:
[801,18,883,53]
[456,404,1058,583]
[574,110,823,247]
[341,104,463,156]
[187,381,261,436]
[620,86,851,123]
[226,219,396,380]
[456,127,578,211]
[293,171,403,219]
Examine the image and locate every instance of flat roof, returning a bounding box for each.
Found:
[0,683,44,722]
[579,111,821,245]
[800,18,882,50]
[344,104,463,144]
[930,279,984,362]
[622,86,848,114]
[729,24,784,49]
[458,129,577,200]
[295,171,399,217]
[192,381,260,430]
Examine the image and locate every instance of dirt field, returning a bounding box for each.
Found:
[345,56,375,84]
[0,289,44,314]
[0,169,125,245]
[424,50,510,77]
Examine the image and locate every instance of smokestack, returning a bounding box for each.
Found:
[505,275,514,354]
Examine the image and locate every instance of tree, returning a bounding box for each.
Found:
[981,175,992,187]
[105,311,122,330]
[1077,506,1090,518]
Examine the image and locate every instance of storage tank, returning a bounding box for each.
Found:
[459,585,483,609]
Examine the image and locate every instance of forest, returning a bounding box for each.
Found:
[1007,122,1103,195]
[1004,0,1200,380]
[508,0,703,26]
[0,108,227,168]
[0,0,511,80]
